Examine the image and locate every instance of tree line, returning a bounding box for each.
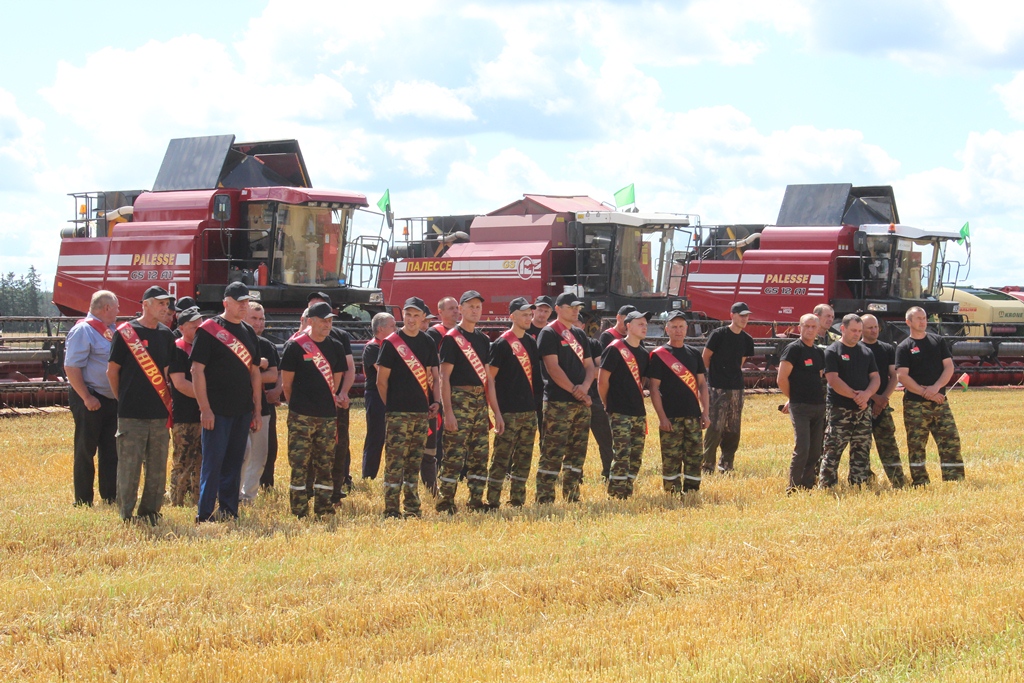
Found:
[0,267,61,332]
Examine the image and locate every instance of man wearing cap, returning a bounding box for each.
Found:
[238,301,279,503]
[168,306,205,506]
[535,292,596,503]
[436,290,497,513]
[280,302,346,518]
[484,297,542,508]
[170,297,198,338]
[528,294,554,439]
[361,312,396,479]
[424,296,459,480]
[376,297,442,518]
[599,310,651,499]
[650,311,710,495]
[190,281,263,522]
[65,289,120,507]
[106,286,176,523]
[861,314,907,488]
[598,305,637,348]
[575,319,615,479]
[777,313,826,492]
[702,302,756,473]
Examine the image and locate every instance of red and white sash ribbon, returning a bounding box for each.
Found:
[117,322,173,426]
[549,319,585,364]
[500,329,534,393]
[446,327,489,387]
[652,345,700,401]
[610,339,644,395]
[293,332,336,393]
[85,317,115,342]
[199,318,253,369]
[385,332,433,403]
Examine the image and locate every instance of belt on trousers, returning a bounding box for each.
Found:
[452,385,485,394]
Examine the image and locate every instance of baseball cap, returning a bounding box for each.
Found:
[665,310,687,322]
[731,301,751,315]
[555,292,584,307]
[224,282,252,301]
[176,307,203,324]
[403,297,430,313]
[508,297,535,314]
[307,291,332,306]
[624,310,652,323]
[143,286,174,301]
[174,296,197,312]
[460,290,484,305]
[307,302,336,319]
[617,304,638,317]
[534,295,554,308]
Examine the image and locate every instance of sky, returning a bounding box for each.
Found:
[2,0,1023,289]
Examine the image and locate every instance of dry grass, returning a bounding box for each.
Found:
[1,391,1023,682]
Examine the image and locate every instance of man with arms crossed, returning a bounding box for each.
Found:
[860,314,907,488]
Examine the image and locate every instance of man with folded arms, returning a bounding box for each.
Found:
[861,314,907,488]
[168,306,204,506]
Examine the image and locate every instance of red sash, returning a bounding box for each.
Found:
[293,333,336,393]
[385,332,433,403]
[117,322,173,426]
[652,345,700,401]
[610,339,644,395]
[84,317,114,342]
[549,319,585,363]
[500,329,534,393]
[446,327,489,387]
[175,337,192,356]
[199,318,253,369]
[607,327,624,341]
[430,323,448,350]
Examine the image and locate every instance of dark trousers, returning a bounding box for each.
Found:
[260,406,278,488]
[69,390,118,505]
[787,402,825,491]
[589,389,614,478]
[198,412,252,522]
[362,388,386,478]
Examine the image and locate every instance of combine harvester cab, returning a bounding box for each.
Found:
[54,135,384,328]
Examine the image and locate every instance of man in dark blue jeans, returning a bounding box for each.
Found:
[361,312,396,478]
[190,282,263,522]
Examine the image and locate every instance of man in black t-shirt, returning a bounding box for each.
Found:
[168,307,204,506]
[777,313,826,491]
[528,295,554,439]
[896,307,964,485]
[191,282,263,523]
[535,292,596,503]
[106,285,176,523]
[577,319,615,480]
[818,314,880,488]
[598,305,637,349]
[239,302,279,504]
[361,312,396,479]
[423,296,458,488]
[485,298,542,508]
[650,311,709,494]
[280,302,346,518]
[376,297,442,518]
[599,310,651,499]
[861,314,906,488]
[702,302,755,473]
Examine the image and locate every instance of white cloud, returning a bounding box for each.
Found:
[371,81,475,121]
[0,88,45,193]
[995,72,1024,121]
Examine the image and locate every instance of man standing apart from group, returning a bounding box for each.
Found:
[361,312,396,479]
[649,311,709,495]
[106,286,176,523]
[702,302,755,473]
[65,290,119,506]
[860,314,907,488]
[599,310,651,499]
[777,313,826,491]
[168,306,204,505]
[536,292,595,503]
[896,307,964,484]
[239,302,279,503]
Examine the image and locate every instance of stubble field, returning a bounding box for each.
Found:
[2,390,1023,682]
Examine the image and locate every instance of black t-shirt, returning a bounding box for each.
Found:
[281,336,345,418]
[526,324,544,341]
[488,332,542,414]
[648,344,705,418]
[376,330,439,413]
[863,340,896,397]
[780,340,825,405]
[896,333,952,403]
[424,324,448,351]
[108,320,176,419]
[257,336,279,417]
[168,340,201,424]
[598,328,627,351]
[189,316,261,417]
[600,340,649,416]
[824,341,878,410]
[705,326,755,390]
[439,326,492,386]
[536,323,592,403]
[329,327,354,373]
[363,340,382,391]
[586,336,603,400]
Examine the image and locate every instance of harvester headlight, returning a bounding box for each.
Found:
[867,303,888,312]
[369,292,384,304]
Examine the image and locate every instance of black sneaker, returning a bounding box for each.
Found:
[435,501,457,515]
[403,510,422,519]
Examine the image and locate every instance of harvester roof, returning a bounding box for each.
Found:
[488,194,609,216]
[152,135,313,192]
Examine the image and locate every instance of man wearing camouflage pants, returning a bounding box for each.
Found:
[896,307,964,485]
[861,314,907,488]
[168,307,204,505]
[649,311,710,495]
[818,314,880,488]
[702,302,755,473]
[535,292,595,503]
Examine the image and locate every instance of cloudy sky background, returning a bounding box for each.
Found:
[2,0,1023,289]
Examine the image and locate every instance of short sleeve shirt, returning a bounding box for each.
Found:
[648,344,705,418]
[896,333,952,403]
[168,340,200,424]
[189,317,261,416]
[536,323,592,403]
[488,332,542,414]
[108,320,176,419]
[439,327,492,387]
[824,341,877,410]
[64,315,115,399]
[780,340,825,405]
[705,326,755,390]
[257,336,280,416]
[280,336,345,418]
[600,340,649,416]
[862,340,896,395]
[376,330,439,413]
[363,340,382,390]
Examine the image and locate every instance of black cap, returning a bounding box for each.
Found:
[224,282,252,301]
[459,290,484,305]
[174,296,197,312]
[307,302,336,319]
[307,291,332,306]
[665,310,687,322]
[555,292,584,307]
[143,286,174,301]
[624,310,652,323]
[508,297,535,314]
[176,307,203,324]
[730,301,751,315]
[534,295,554,308]
[617,304,638,317]
[403,297,430,314]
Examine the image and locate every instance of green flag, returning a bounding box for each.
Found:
[377,189,391,213]
[614,183,635,208]
[957,221,970,245]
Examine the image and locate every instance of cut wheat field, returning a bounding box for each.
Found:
[2,391,1023,682]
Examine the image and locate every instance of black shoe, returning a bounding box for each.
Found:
[436,501,457,515]
[467,500,488,512]
[506,500,524,508]
[331,492,347,505]
[403,510,423,519]
[383,510,402,519]
[73,500,93,508]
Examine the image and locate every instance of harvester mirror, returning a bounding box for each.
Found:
[567,222,585,246]
[212,195,231,221]
[853,230,868,253]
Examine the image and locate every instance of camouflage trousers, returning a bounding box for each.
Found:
[703,387,744,471]
[438,387,491,511]
[608,414,647,498]
[903,400,964,485]
[486,411,537,507]
[818,404,873,487]
[871,406,907,488]
[537,400,591,503]
[287,412,337,518]
[384,412,430,516]
[169,422,203,506]
[660,417,704,493]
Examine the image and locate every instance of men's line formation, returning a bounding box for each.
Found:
[66,285,964,524]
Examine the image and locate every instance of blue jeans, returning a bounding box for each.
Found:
[198,412,252,521]
[361,388,386,478]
